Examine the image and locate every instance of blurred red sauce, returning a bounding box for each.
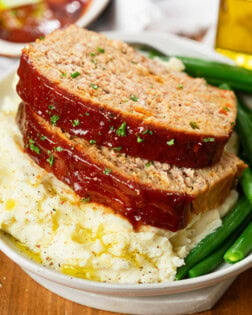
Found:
[0,0,91,43]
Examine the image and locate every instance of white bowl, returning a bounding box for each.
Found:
[0,0,110,57]
[0,32,251,315]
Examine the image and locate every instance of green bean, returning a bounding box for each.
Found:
[175,197,251,280]
[217,84,252,166]
[236,102,252,166]
[224,221,252,264]
[188,217,252,277]
[240,168,252,204]
[175,56,252,93]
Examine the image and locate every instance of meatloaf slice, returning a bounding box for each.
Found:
[17,102,246,232]
[17,25,237,168]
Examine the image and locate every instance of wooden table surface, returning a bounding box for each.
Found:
[0,251,251,315]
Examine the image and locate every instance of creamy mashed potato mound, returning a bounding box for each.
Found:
[0,73,238,284]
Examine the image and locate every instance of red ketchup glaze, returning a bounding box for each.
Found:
[17,102,194,232]
[17,54,227,168]
[0,0,91,43]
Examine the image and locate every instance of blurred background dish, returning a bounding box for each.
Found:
[0,0,110,57]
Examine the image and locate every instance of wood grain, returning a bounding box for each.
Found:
[0,251,251,315]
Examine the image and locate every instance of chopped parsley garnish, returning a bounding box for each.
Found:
[40,135,47,141]
[97,47,105,53]
[48,105,56,110]
[89,139,97,144]
[142,129,153,135]
[203,137,215,143]
[90,83,99,89]
[39,36,45,40]
[61,72,67,78]
[71,72,81,78]
[231,121,235,126]
[46,155,54,167]
[72,119,80,127]
[50,115,60,125]
[109,126,115,132]
[29,139,40,154]
[90,53,96,57]
[103,168,112,175]
[190,121,200,130]
[81,197,90,203]
[112,147,122,151]
[177,84,184,89]
[166,139,175,146]
[54,146,63,152]
[130,94,138,102]
[85,112,90,116]
[137,136,144,143]
[145,161,153,167]
[116,122,127,137]
[223,106,230,112]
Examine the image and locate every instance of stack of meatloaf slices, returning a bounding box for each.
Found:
[16,25,246,232]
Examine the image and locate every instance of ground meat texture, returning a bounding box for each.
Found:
[16,25,237,168]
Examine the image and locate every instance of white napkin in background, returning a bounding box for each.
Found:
[91,0,219,46]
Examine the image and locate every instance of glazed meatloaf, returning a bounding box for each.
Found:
[17,25,237,168]
[17,102,246,232]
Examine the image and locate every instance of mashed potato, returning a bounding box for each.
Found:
[0,111,238,283]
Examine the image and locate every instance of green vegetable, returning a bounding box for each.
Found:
[89,140,96,144]
[236,100,252,166]
[175,197,252,280]
[240,168,252,204]
[112,147,122,151]
[46,155,54,167]
[189,121,199,130]
[166,139,175,146]
[71,72,81,78]
[116,122,127,137]
[137,136,144,143]
[103,168,112,175]
[72,119,80,127]
[188,218,251,277]
[97,47,105,53]
[54,146,63,152]
[130,95,138,102]
[29,139,40,154]
[50,115,60,125]
[203,137,215,143]
[90,83,99,89]
[224,221,252,264]
[175,56,252,94]
[142,129,153,135]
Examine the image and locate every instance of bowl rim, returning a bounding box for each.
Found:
[0,30,251,296]
[0,231,251,296]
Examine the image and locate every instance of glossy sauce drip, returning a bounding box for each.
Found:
[17,102,193,232]
[0,0,91,43]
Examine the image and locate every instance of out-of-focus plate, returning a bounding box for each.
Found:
[0,32,251,315]
[0,0,110,57]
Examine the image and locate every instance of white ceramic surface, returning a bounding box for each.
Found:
[0,32,251,314]
[0,0,110,57]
